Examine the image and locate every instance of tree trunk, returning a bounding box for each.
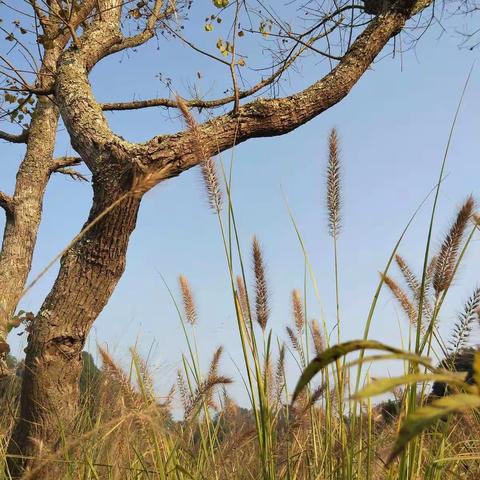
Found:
[0,57,59,349]
[7,181,141,478]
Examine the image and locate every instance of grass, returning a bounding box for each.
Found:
[1,98,480,478]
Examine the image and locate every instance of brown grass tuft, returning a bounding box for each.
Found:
[252,236,269,330]
[433,196,475,295]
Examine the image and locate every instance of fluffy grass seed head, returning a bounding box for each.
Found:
[176,95,223,212]
[179,274,197,326]
[252,236,269,330]
[433,196,475,295]
[327,128,341,238]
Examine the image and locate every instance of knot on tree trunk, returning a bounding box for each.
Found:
[46,335,84,359]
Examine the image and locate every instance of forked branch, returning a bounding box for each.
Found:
[0,192,14,217]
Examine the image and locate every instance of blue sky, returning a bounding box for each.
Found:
[1,4,480,407]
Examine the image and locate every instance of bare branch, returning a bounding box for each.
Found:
[53,167,89,182]
[51,157,87,181]
[0,129,29,143]
[52,156,83,169]
[101,33,324,112]
[0,191,14,217]
[105,0,169,55]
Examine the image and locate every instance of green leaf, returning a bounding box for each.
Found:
[292,340,407,403]
[388,393,480,463]
[204,23,214,32]
[353,372,468,400]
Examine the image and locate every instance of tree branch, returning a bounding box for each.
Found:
[51,157,88,181]
[0,192,14,217]
[53,167,89,182]
[142,0,433,181]
[105,0,169,55]
[101,30,332,112]
[0,129,28,143]
[76,0,124,68]
[51,156,83,169]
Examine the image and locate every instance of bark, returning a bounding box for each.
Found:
[0,47,61,355]
[0,0,96,351]
[8,181,140,477]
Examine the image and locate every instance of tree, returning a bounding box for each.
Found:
[0,0,468,476]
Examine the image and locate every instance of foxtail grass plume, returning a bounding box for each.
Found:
[176,95,223,212]
[130,347,154,399]
[98,346,141,410]
[252,236,269,330]
[236,275,250,319]
[179,275,197,325]
[327,128,341,238]
[292,289,304,334]
[286,325,305,365]
[449,287,480,354]
[177,370,191,413]
[395,255,420,298]
[184,346,232,419]
[395,254,432,317]
[264,353,274,402]
[286,326,300,352]
[310,319,325,355]
[425,255,438,291]
[207,346,224,381]
[275,345,286,401]
[130,166,171,197]
[381,273,418,326]
[433,196,475,295]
